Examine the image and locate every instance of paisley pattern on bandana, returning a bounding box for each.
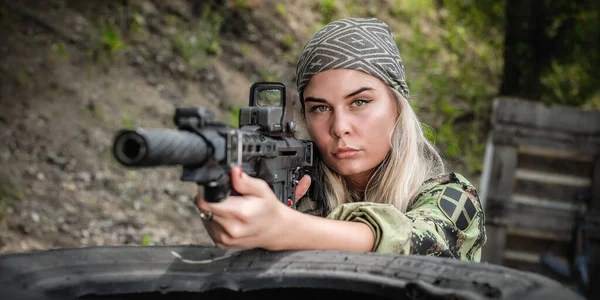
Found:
[296,18,409,100]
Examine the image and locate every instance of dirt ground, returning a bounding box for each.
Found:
[0,0,324,254]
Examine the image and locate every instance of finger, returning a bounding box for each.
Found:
[295,175,311,201]
[230,166,273,197]
[195,181,247,216]
[196,193,228,216]
[201,217,226,246]
[194,192,209,211]
[197,193,256,221]
[202,214,258,248]
[195,188,242,212]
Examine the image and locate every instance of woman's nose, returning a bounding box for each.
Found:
[330,111,351,137]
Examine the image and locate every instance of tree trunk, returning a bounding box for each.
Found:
[499,0,549,100]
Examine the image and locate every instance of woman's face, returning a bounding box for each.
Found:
[303,69,399,187]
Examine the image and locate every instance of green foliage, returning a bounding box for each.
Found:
[442,0,505,44]
[0,5,19,29]
[276,3,288,16]
[542,60,591,106]
[396,0,597,176]
[129,11,150,42]
[102,24,126,54]
[15,69,29,87]
[486,1,600,108]
[174,5,223,73]
[235,0,250,8]
[50,42,70,64]
[228,106,242,128]
[318,0,339,25]
[141,234,152,246]
[584,96,600,111]
[421,123,436,144]
[0,185,23,227]
[280,33,295,50]
[388,1,504,175]
[344,2,360,16]
[89,16,128,63]
[121,118,134,128]
[241,43,251,55]
[538,7,600,108]
[258,68,278,82]
[390,0,435,17]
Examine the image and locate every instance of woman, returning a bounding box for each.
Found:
[195,17,486,262]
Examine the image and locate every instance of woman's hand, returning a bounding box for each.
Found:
[194,166,311,250]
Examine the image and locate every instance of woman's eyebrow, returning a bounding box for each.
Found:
[304,87,374,103]
[345,87,374,98]
[304,97,328,103]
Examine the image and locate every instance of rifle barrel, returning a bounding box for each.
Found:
[113,128,211,167]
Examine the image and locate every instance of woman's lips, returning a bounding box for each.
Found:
[334,150,359,159]
[333,147,360,159]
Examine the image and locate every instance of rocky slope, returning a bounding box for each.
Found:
[0,0,322,254]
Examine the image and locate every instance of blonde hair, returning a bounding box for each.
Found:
[297,88,447,213]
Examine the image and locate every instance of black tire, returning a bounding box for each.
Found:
[0,245,585,300]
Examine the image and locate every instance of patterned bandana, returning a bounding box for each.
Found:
[296,18,409,101]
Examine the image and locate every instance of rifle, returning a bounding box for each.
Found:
[112,82,316,207]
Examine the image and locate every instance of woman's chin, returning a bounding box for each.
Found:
[329,163,372,178]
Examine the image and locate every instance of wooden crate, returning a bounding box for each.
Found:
[478,97,600,285]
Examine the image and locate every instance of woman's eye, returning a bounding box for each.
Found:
[309,105,329,112]
[352,99,371,107]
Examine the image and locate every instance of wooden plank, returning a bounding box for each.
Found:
[592,159,600,211]
[512,193,579,212]
[518,144,595,162]
[493,126,600,156]
[507,200,576,235]
[495,124,600,142]
[516,152,594,178]
[484,145,518,218]
[588,210,600,241]
[503,254,570,284]
[482,225,507,265]
[514,179,590,203]
[478,134,495,210]
[590,159,600,300]
[508,227,571,242]
[505,233,570,257]
[514,169,591,187]
[492,97,600,135]
[485,98,600,286]
[503,250,541,264]
[479,144,516,266]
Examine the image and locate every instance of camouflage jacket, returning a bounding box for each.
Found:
[296,172,487,262]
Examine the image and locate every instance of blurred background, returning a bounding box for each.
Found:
[0,0,598,282]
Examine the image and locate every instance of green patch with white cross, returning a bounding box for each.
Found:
[437,186,477,231]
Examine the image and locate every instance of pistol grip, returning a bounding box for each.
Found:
[204,184,229,203]
[203,174,240,203]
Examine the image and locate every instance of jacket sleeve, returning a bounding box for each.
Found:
[325,173,487,262]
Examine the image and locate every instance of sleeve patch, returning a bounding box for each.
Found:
[437,186,476,231]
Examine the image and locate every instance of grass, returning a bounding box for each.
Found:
[173,5,223,75]
[0,185,24,227]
